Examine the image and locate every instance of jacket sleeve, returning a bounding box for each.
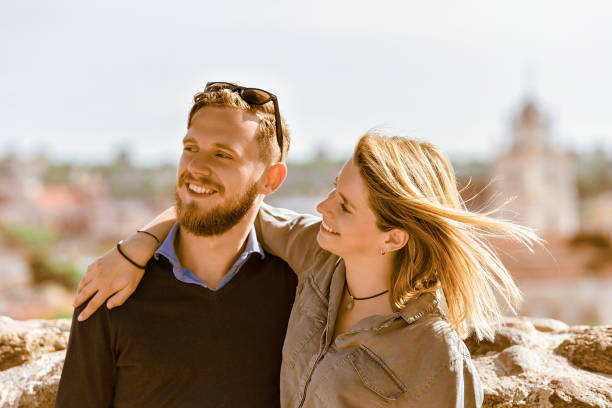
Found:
[55,300,116,408]
[406,356,483,408]
[255,202,324,280]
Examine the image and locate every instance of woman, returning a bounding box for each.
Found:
[74,133,538,407]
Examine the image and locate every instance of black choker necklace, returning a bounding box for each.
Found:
[346,284,389,310]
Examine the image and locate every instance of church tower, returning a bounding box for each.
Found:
[493,99,579,236]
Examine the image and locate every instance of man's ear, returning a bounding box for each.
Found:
[260,162,287,195]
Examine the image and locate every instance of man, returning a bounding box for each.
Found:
[55,83,298,407]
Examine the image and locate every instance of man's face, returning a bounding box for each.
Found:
[175,106,265,236]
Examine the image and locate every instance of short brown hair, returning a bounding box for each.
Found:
[187,89,290,162]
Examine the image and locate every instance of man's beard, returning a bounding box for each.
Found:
[175,181,258,236]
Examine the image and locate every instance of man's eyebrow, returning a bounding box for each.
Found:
[333,176,356,210]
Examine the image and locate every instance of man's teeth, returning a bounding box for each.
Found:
[321,221,339,234]
[188,184,216,195]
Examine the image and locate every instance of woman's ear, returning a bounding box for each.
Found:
[260,162,287,195]
[384,229,409,253]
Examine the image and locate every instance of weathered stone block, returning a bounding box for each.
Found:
[0,315,610,408]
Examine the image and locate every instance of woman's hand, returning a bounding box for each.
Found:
[73,206,176,321]
[73,242,147,321]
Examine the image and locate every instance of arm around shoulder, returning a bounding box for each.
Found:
[255,203,326,279]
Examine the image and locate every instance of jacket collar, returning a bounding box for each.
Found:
[397,292,440,324]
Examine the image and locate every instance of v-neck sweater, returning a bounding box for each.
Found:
[56,252,297,408]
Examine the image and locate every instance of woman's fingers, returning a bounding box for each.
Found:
[72,244,148,320]
[76,263,97,294]
[106,285,135,309]
[77,289,112,321]
[73,278,99,308]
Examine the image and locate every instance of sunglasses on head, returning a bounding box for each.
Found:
[201,82,284,159]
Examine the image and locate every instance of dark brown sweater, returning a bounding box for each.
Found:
[55,253,297,408]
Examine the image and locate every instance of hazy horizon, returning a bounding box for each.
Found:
[2,1,611,166]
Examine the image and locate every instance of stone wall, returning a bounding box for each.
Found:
[0,315,610,407]
[0,316,70,407]
[465,317,611,407]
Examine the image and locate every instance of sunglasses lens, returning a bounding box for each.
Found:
[240,88,271,105]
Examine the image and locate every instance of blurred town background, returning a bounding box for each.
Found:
[1,1,611,325]
[1,96,611,324]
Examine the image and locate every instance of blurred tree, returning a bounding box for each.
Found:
[577,147,612,198]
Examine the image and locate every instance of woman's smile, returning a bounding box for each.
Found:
[320,220,339,235]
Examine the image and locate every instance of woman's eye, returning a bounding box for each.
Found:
[340,203,349,213]
[184,146,197,152]
[215,152,232,159]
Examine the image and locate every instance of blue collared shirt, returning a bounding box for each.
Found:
[154,222,265,290]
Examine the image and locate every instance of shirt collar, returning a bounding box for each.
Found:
[154,223,265,266]
[352,291,441,333]
[154,222,180,266]
[245,224,265,260]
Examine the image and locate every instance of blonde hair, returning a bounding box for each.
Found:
[188,88,290,162]
[354,132,540,340]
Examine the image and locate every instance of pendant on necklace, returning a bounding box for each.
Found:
[346,299,354,310]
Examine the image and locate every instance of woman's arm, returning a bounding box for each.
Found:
[73,206,176,321]
[75,202,322,320]
[255,202,325,280]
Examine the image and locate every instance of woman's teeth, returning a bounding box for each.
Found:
[188,184,216,195]
[321,220,339,235]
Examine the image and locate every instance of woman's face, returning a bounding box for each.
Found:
[316,158,389,258]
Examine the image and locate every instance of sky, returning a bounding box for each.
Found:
[1,0,611,165]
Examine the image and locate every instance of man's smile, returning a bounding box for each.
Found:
[187,183,218,196]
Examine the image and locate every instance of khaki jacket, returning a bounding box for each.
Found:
[256,204,483,408]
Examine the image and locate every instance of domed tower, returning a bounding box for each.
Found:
[493,99,579,236]
[511,101,550,152]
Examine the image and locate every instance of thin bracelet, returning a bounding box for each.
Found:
[116,240,146,269]
[136,230,161,244]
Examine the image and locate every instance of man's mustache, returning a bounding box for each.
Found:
[177,172,224,194]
